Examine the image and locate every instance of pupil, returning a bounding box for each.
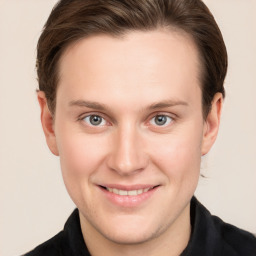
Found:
[155,115,167,126]
[90,115,102,125]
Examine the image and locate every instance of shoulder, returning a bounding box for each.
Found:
[22,231,65,256]
[187,197,256,256]
[22,209,83,256]
[212,215,256,255]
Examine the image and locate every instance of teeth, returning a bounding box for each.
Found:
[113,188,118,194]
[119,190,128,196]
[106,187,154,196]
[137,189,143,195]
[128,190,137,196]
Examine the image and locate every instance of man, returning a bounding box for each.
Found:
[24,0,256,255]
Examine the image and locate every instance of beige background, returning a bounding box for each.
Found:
[0,0,255,255]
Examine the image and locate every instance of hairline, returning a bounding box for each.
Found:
[50,26,205,118]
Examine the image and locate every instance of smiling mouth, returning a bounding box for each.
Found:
[100,185,159,196]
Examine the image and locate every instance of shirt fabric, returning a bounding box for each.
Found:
[23,197,256,256]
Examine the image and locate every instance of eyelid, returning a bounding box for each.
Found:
[78,112,111,126]
[84,115,106,126]
[152,116,172,126]
[147,111,176,121]
[146,112,176,127]
[77,111,176,126]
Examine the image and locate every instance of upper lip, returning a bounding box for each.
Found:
[98,184,160,190]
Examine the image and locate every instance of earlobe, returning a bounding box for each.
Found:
[37,91,59,156]
[201,93,223,156]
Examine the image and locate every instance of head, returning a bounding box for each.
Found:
[37,0,227,119]
[37,0,227,251]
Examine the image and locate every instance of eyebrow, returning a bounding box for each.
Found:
[148,100,188,110]
[69,99,188,111]
[69,100,109,111]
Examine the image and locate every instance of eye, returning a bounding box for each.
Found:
[149,115,173,127]
[83,115,107,126]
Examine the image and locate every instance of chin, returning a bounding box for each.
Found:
[101,228,159,245]
[94,215,165,245]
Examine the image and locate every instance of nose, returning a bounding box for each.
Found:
[107,125,148,176]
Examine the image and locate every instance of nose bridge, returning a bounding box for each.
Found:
[107,122,147,175]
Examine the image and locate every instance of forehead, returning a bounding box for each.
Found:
[57,29,201,109]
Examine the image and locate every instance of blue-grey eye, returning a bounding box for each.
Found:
[150,115,172,126]
[83,115,106,126]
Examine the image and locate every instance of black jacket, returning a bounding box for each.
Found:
[23,197,256,256]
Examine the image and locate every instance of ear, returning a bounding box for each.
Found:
[37,91,59,156]
[201,93,223,156]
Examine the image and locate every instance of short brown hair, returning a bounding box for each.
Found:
[37,0,228,118]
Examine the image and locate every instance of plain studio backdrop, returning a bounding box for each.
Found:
[0,0,255,255]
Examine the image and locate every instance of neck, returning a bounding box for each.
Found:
[79,203,191,256]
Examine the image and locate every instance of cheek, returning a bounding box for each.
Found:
[149,129,203,182]
[58,136,106,174]
[56,131,109,207]
[55,125,109,189]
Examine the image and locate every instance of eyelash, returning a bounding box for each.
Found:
[149,115,173,127]
[78,112,110,127]
[82,115,108,127]
[78,112,175,128]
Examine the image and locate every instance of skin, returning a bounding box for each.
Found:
[38,29,222,256]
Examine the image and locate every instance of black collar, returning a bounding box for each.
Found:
[181,197,256,255]
[26,196,256,255]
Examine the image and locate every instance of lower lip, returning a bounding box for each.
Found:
[98,186,159,208]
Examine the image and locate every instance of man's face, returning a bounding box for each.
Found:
[42,30,219,244]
